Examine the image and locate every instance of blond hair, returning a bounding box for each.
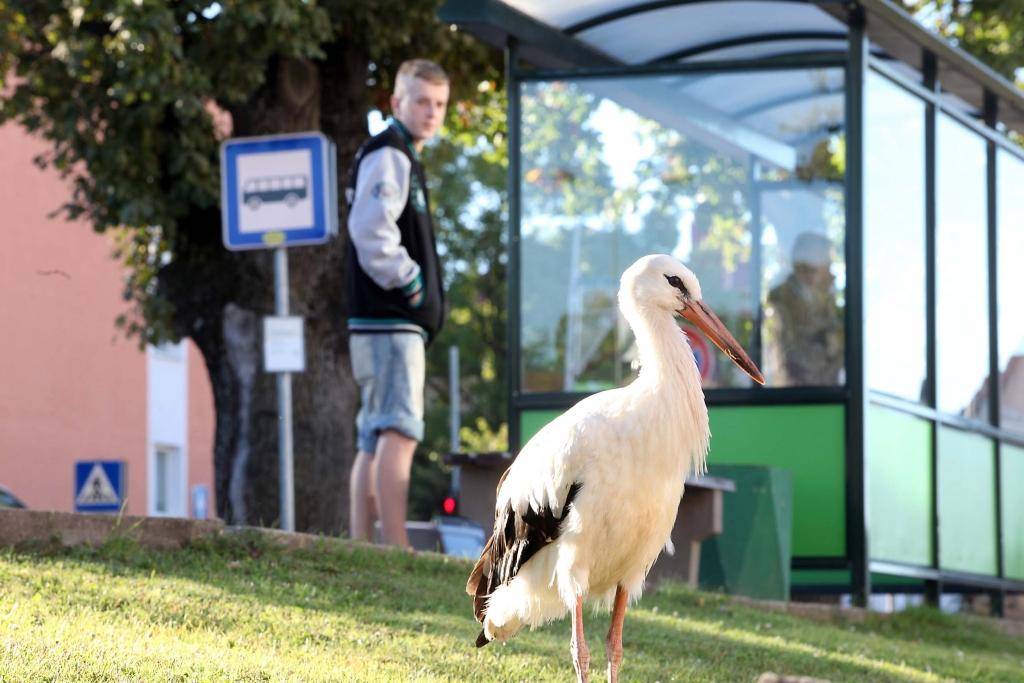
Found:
[394,59,449,98]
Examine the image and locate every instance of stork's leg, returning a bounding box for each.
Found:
[570,595,590,683]
[605,586,628,683]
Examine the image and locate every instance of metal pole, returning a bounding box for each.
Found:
[507,37,523,453]
[450,346,461,495]
[923,48,941,607]
[845,5,870,607]
[275,247,295,532]
[984,92,1005,617]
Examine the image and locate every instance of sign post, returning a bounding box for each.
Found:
[221,132,337,532]
[273,246,295,532]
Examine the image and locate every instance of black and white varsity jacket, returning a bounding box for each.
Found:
[345,120,445,345]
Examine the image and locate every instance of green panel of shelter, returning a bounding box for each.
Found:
[1002,444,1024,580]
[867,405,932,566]
[707,405,845,557]
[520,404,845,557]
[938,428,997,575]
[520,410,563,443]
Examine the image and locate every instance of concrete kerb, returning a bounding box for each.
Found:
[0,508,446,560]
[0,508,225,550]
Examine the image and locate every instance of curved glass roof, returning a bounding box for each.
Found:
[516,0,849,64]
[443,0,1024,134]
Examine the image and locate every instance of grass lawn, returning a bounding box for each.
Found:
[1,531,1022,682]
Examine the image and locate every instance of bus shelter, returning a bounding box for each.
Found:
[441,0,1024,606]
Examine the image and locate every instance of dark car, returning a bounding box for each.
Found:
[0,484,27,509]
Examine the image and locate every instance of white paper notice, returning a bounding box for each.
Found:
[263,316,306,373]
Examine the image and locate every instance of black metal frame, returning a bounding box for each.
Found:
[563,0,843,36]
[844,5,869,606]
[733,85,845,118]
[923,48,942,607]
[648,31,847,64]
[517,387,850,413]
[984,92,1006,615]
[516,54,848,82]
[869,393,1024,449]
[506,38,524,453]
[441,0,1024,602]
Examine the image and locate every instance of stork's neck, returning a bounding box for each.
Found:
[630,307,701,388]
[627,304,710,474]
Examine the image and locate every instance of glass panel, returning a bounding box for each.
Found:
[998,151,1024,435]
[760,186,845,386]
[936,115,989,419]
[938,428,997,575]
[1002,444,1024,580]
[709,404,845,557]
[864,73,927,401]
[518,70,845,393]
[867,405,932,566]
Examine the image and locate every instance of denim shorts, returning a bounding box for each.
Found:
[350,332,425,454]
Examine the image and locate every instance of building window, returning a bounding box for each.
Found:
[152,445,185,517]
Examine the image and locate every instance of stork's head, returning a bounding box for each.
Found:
[621,254,765,385]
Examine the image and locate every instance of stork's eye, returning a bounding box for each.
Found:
[664,274,687,295]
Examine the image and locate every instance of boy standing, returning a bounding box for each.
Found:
[345,59,449,548]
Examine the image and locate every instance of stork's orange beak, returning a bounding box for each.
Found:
[679,301,765,385]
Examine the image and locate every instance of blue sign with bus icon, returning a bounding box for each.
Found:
[243,174,309,210]
[221,132,337,250]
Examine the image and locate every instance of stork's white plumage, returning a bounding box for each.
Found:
[467,254,764,682]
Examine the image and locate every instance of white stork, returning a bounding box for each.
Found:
[467,254,764,682]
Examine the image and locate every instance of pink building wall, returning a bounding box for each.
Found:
[188,344,216,515]
[0,122,216,517]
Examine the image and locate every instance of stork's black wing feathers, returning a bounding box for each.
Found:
[466,475,582,645]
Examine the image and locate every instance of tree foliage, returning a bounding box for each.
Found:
[1,1,329,339]
[0,0,499,342]
[905,0,1024,84]
[0,0,504,531]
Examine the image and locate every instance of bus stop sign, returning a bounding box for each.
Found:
[220,132,337,250]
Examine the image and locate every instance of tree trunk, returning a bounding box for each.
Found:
[162,44,369,533]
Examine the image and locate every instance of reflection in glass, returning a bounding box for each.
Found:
[761,189,845,386]
[998,151,1024,435]
[518,70,845,393]
[936,115,989,419]
[864,73,927,401]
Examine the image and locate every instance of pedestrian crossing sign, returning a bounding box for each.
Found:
[74,461,125,513]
